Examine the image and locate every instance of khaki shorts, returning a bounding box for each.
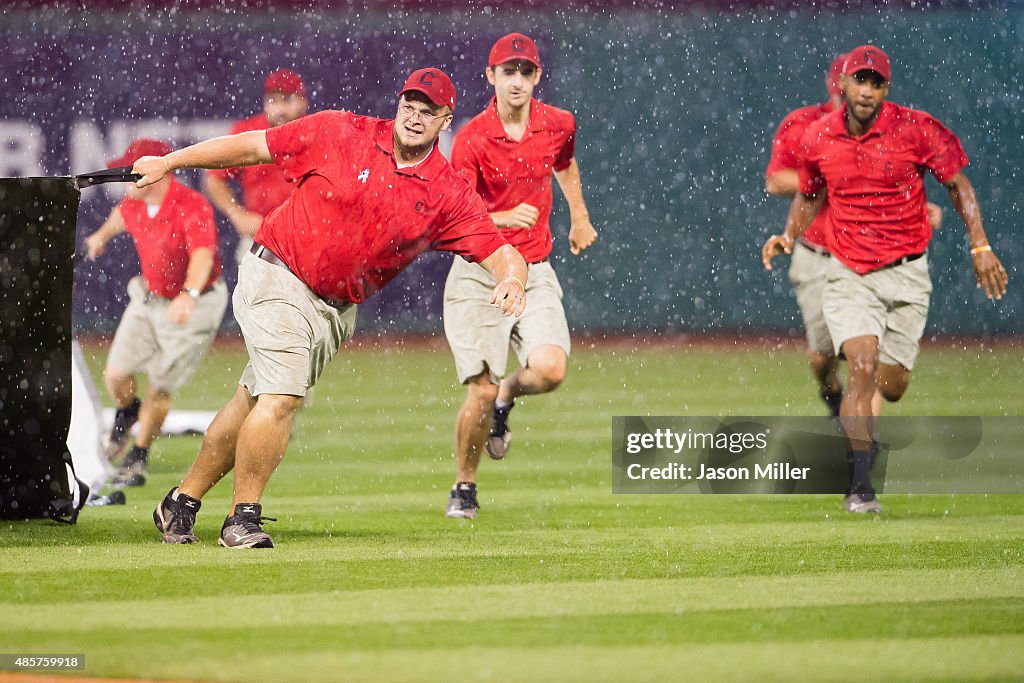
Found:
[787,243,834,355]
[107,276,228,393]
[234,251,357,397]
[234,235,254,271]
[822,255,932,370]
[444,258,571,385]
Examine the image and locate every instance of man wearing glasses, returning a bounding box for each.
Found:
[443,33,598,519]
[130,67,529,548]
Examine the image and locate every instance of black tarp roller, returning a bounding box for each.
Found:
[0,167,139,522]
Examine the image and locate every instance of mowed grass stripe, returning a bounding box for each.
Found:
[3,624,1024,683]
[133,636,1024,683]
[3,599,1022,651]
[4,569,1022,632]
[4,537,1022,604]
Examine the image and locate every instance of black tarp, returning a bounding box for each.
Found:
[0,177,82,521]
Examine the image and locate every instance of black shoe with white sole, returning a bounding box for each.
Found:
[153,487,201,544]
[219,503,276,549]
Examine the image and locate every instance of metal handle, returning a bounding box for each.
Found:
[75,166,141,188]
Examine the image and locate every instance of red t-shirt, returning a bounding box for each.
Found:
[119,179,222,298]
[766,102,836,249]
[260,110,509,304]
[450,97,576,263]
[207,113,294,216]
[799,101,968,274]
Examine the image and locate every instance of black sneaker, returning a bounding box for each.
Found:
[445,482,480,519]
[486,401,514,460]
[111,445,148,488]
[153,487,201,544]
[104,397,142,461]
[219,503,276,549]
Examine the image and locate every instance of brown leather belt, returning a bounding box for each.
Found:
[250,242,352,308]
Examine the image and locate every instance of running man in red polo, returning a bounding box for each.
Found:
[133,68,528,548]
[765,53,943,417]
[84,138,229,488]
[203,69,308,266]
[762,45,1008,514]
[443,33,597,519]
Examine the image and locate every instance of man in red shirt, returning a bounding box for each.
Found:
[84,139,228,487]
[133,68,529,548]
[443,33,597,519]
[766,53,943,418]
[203,69,308,267]
[763,45,1008,513]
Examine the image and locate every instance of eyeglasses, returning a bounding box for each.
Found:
[398,103,449,124]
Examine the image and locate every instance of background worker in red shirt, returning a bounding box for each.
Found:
[84,138,229,488]
[443,33,598,519]
[765,52,943,418]
[762,45,1008,514]
[133,68,529,549]
[203,69,309,266]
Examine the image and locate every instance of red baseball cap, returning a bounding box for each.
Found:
[843,45,891,81]
[489,32,541,68]
[399,68,456,111]
[264,69,306,96]
[826,52,848,97]
[106,138,173,168]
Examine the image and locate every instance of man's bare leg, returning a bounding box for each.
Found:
[839,335,883,512]
[496,345,567,403]
[446,373,497,519]
[178,385,256,499]
[231,392,303,506]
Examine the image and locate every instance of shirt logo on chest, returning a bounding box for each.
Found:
[357,169,370,183]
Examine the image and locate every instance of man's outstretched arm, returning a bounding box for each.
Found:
[133,130,272,188]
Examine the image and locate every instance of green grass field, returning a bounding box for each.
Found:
[2,339,1023,682]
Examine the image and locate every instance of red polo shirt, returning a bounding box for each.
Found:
[799,101,968,273]
[119,179,222,298]
[259,110,508,304]
[207,113,294,216]
[450,97,576,263]
[766,102,836,249]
